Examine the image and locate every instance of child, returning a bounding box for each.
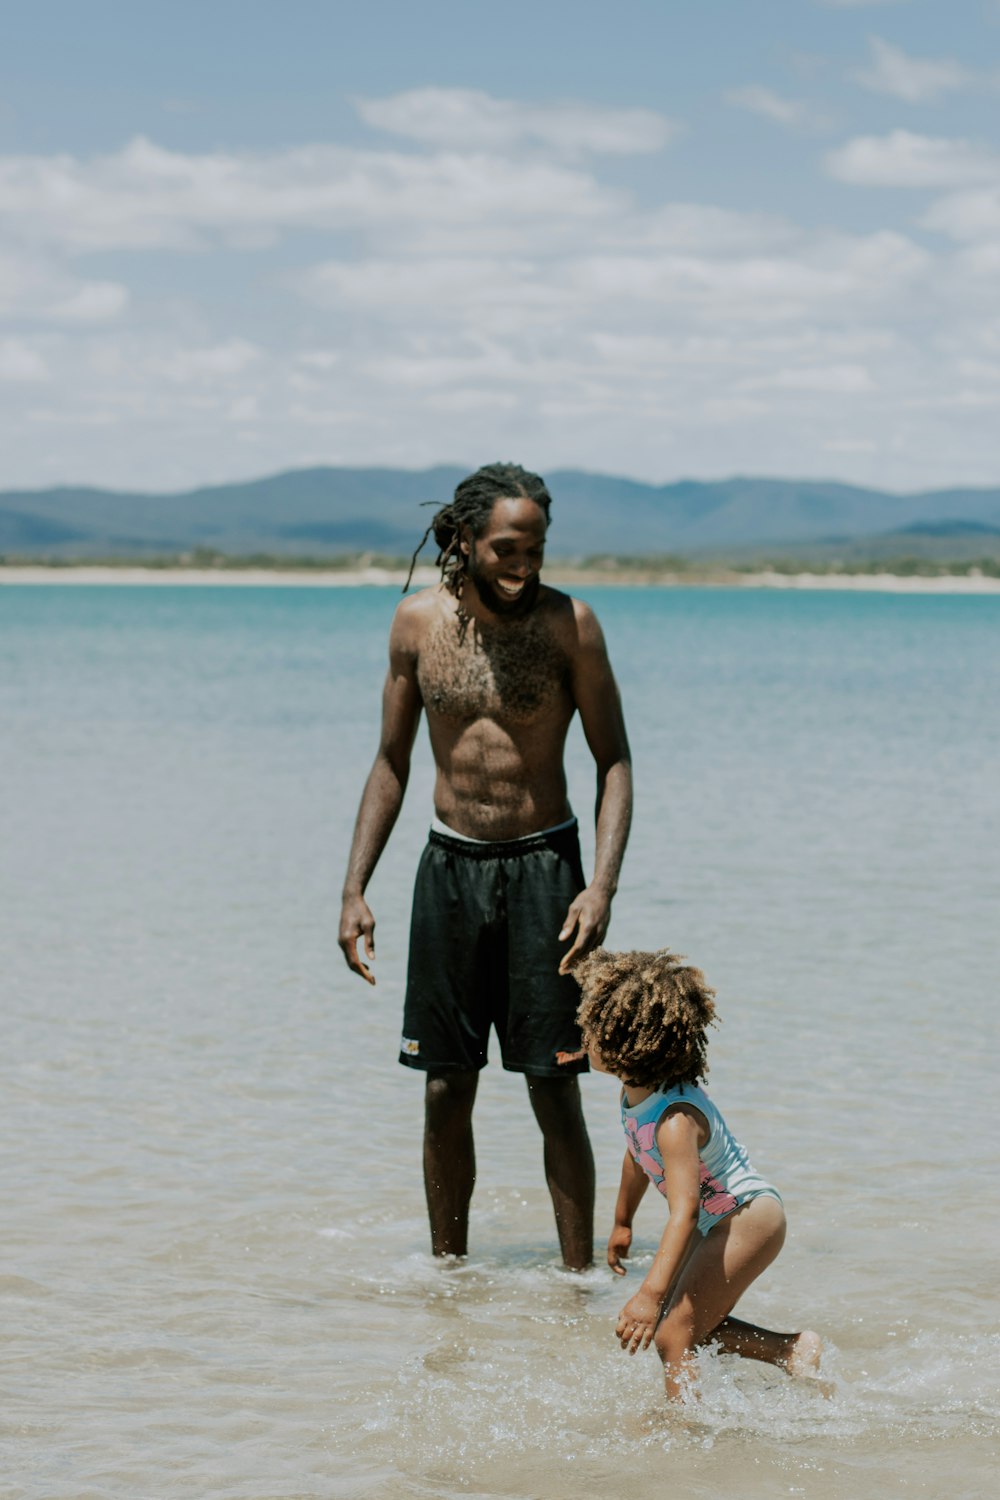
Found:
[574,947,822,1401]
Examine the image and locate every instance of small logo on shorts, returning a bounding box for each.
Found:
[555,1048,587,1066]
[401,1036,420,1056]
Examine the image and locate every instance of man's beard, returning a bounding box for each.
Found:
[466,555,541,618]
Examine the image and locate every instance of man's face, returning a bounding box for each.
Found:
[463,496,547,618]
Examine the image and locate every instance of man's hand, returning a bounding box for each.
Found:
[558,885,611,973]
[607,1222,632,1276]
[615,1286,663,1354]
[339,894,377,985]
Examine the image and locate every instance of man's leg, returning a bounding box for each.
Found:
[424,1068,479,1257]
[525,1074,594,1271]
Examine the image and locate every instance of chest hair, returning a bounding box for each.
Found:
[418,610,571,723]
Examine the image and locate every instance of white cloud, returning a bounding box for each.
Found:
[953,241,1000,276]
[227,394,258,422]
[1,84,998,493]
[387,200,798,262]
[921,187,1000,241]
[725,86,820,129]
[46,283,130,323]
[855,37,974,103]
[827,130,1000,187]
[823,436,878,454]
[638,204,797,254]
[0,134,622,254]
[152,339,262,383]
[744,363,876,393]
[0,253,128,323]
[296,257,581,329]
[0,338,48,382]
[558,230,928,320]
[295,350,340,371]
[293,225,930,348]
[955,356,1000,383]
[355,87,676,155]
[363,343,575,393]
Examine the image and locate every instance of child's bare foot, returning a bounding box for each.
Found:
[785,1329,823,1379]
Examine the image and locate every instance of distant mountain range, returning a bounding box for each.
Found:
[2,466,1000,559]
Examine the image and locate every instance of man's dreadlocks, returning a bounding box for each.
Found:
[403,462,552,595]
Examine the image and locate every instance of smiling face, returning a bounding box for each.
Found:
[462,495,547,618]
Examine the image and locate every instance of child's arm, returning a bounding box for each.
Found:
[616,1106,703,1353]
[608,1148,650,1275]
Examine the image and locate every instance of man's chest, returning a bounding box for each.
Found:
[416,616,572,724]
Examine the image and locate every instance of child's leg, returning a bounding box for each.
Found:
[708,1316,823,1377]
[653,1195,819,1399]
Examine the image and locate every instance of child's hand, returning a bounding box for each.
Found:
[607,1223,632,1275]
[616,1287,663,1353]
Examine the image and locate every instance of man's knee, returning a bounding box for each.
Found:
[526,1074,585,1131]
[425,1069,478,1128]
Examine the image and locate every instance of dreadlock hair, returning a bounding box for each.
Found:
[574,948,717,1091]
[402,462,552,595]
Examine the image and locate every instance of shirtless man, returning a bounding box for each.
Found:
[338,463,632,1270]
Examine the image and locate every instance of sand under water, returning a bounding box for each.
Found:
[3,581,998,1497]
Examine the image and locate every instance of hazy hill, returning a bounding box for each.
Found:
[2,466,1000,559]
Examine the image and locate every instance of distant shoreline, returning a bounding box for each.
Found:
[2,564,1000,593]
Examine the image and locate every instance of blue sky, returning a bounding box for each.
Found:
[3,0,1000,491]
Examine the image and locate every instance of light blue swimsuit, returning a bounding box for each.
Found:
[621,1081,782,1237]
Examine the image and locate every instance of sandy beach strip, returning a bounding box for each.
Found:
[1,564,998,593]
[0,565,441,588]
[733,568,1000,594]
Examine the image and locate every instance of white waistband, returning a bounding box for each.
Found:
[430,815,576,844]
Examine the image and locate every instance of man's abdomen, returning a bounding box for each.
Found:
[427,711,574,841]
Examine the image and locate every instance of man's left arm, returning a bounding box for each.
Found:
[559,602,633,973]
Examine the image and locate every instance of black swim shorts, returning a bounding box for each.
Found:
[399,820,589,1078]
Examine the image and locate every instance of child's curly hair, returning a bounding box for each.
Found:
[574,948,717,1090]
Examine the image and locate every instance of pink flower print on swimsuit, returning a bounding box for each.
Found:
[624,1118,665,1191]
[625,1114,739,1217]
[699,1164,738,1218]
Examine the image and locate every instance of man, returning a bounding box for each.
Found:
[338,462,632,1270]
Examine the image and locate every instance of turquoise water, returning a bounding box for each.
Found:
[3,584,999,1499]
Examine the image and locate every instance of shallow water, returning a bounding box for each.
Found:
[3,584,999,1498]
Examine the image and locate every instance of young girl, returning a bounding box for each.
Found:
[574,947,822,1401]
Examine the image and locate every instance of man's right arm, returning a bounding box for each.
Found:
[338,601,424,985]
